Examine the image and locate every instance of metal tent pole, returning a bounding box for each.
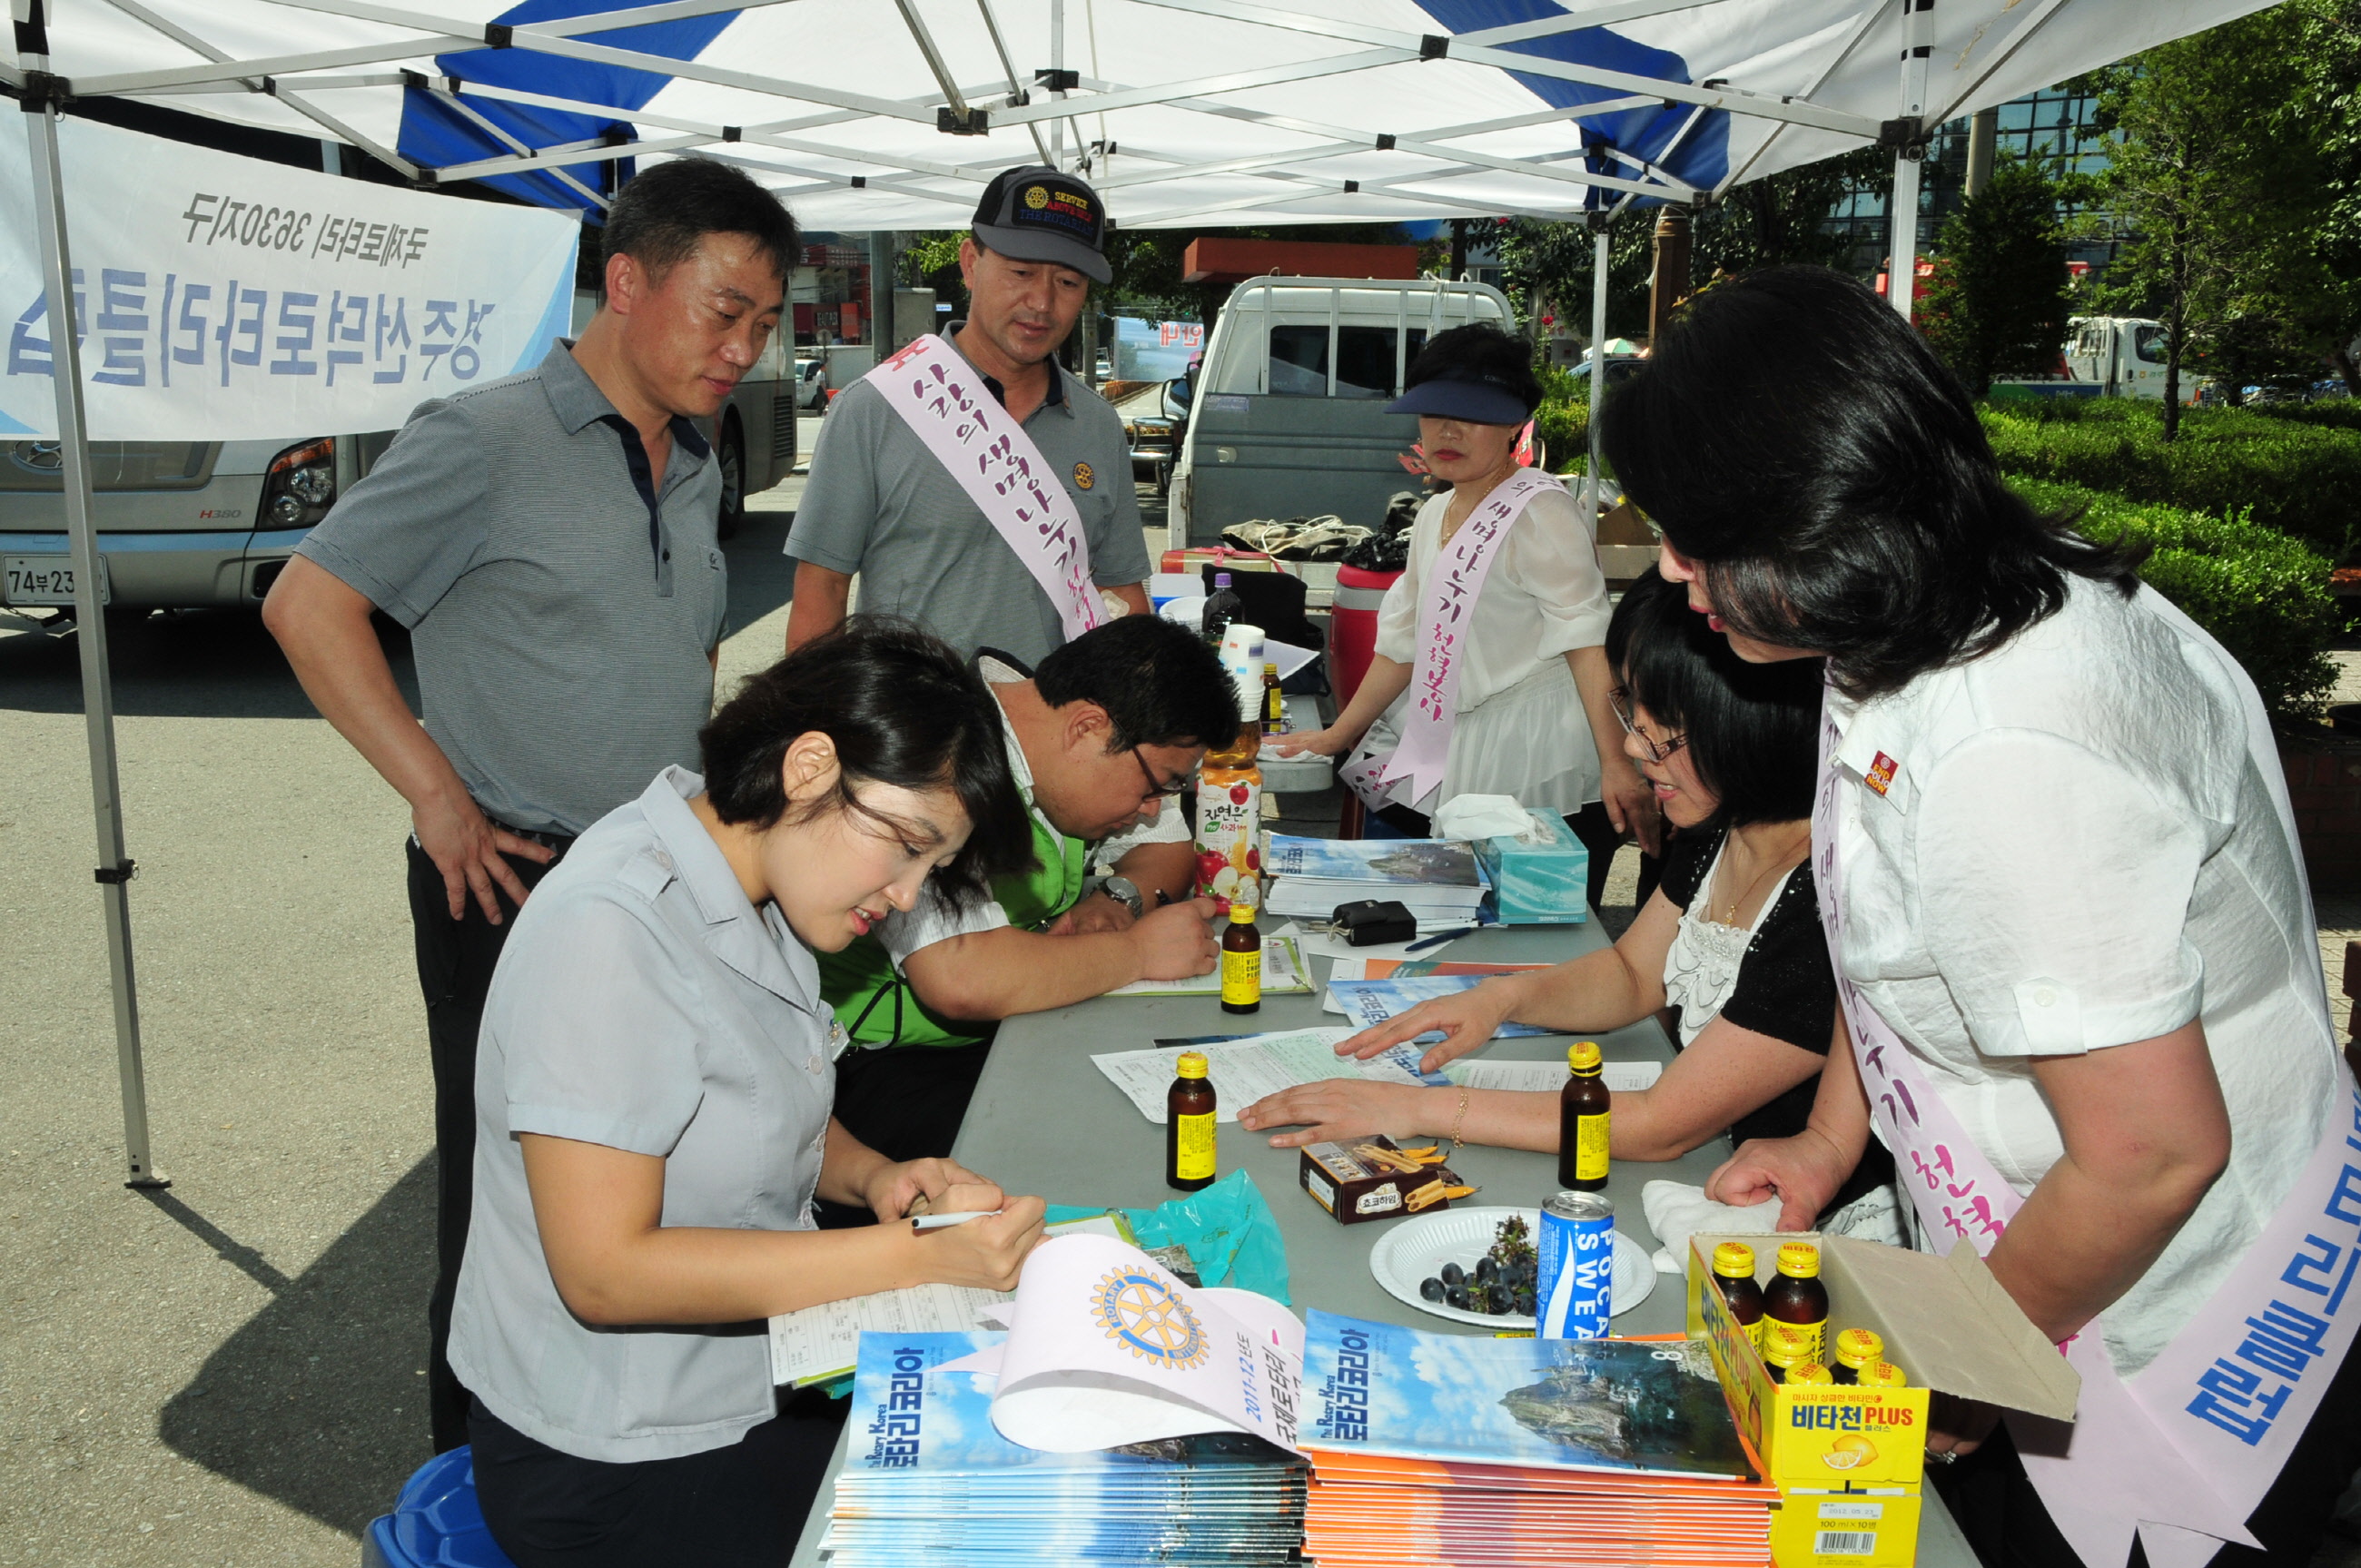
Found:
[1050,0,1066,171]
[1887,146,1921,322]
[1586,215,1610,516]
[16,39,168,1188]
[1887,0,1934,324]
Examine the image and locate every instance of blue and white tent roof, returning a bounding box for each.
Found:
[12,0,2279,225]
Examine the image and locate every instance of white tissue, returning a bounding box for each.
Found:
[1432,794,1535,841]
[1640,1178,1781,1274]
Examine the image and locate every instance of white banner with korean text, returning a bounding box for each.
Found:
[0,113,578,442]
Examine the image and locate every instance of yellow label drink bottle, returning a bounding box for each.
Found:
[1557,1041,1609,1191]
[1832,1327,1884,1386]
[1713,1241,1766,1348]
[1220,901,1262,1014]
[1762,1241,1829,1379]
[1167,1051,1216,1191]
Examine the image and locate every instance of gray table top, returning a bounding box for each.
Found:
[789,916,1973,1565]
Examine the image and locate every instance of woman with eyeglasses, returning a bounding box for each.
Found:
[1607,267,2352,1568]
[1241,568,1896,1236]
[448,618,1048,1567]
[1270,322,1661,911]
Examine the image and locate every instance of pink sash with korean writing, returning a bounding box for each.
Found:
[1814,679,2361,1568]
[1341,469,1563,809]
[867,335,1103,643]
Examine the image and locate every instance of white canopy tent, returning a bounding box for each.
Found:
[7,0,2275,1191]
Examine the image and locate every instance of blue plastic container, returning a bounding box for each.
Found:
[360,1446,517,1568]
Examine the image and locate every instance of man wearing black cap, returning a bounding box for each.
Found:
[784,166,1151,665]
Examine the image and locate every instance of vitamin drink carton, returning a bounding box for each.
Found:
[1685,1232,2080,1568]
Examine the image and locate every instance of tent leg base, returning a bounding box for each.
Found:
[125,1171,172,1190]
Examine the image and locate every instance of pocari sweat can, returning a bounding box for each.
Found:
[1536,1190,1614,1339]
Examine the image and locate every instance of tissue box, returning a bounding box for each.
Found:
[1471,810,1589,924]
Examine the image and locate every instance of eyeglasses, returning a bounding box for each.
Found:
[1609,688,1687,764]
[1131,746,1190,802]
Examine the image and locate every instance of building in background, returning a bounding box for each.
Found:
[792,236,873,347]
[1823,84,2122,278]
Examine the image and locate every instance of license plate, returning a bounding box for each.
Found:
[3,554,111,606]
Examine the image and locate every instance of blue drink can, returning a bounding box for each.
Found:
[1536,1190,1614,1339]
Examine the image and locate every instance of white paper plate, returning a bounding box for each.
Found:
[1368,1205,1655,1329]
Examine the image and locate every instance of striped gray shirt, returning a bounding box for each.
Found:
[298,340,726,835]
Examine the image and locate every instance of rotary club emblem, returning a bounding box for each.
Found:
[1024,184,1051,210]
[1092,1267,1210,1369]
[1072,460,1095,490]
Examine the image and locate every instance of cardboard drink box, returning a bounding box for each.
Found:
[1686,1232,2080,1568]
[1468,809,1588,924]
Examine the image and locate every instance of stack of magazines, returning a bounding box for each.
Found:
[821,1330,1308,1566]
[1261,834,1491,925]
[1299,1311,1778,1567]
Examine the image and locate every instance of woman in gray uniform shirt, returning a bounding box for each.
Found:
[448,619,1045,1567]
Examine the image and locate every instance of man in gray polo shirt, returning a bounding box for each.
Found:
[784,165,1151,665]
[262,158,795,1454]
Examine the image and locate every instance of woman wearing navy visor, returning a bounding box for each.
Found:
[447,618,1047,1567]
[1272,323,1660,910]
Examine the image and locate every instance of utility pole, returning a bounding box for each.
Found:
[1964,107,1998,199]
[1648,208,1691,345]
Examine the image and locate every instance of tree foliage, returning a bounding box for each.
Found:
[2085,2,2361,434]
[1497,147,1889,343]
[1690,145,1889,279]
[1916,158,2073,395]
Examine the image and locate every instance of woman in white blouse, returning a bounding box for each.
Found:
[1601,267,2354,1568]
[1274,324,1659,906]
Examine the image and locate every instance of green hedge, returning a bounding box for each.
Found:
[1534,365,1591,474]
[2249,399,2361,435]
[1980,399,2361,567]
[2009,477,2340,718]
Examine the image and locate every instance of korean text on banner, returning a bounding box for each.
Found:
[0,113,579,442]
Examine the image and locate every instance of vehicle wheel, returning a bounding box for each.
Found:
[716,421,746,542]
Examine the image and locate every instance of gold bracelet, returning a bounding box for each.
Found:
[1443,1086,1470,1155]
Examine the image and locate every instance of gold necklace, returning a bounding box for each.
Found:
[1712,824,1811,926]
[1437,462,1521,547]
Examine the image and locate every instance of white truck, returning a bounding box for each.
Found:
[2061,316,2172,399]
[1167,275,1515,551]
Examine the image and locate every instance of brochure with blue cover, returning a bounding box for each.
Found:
[827,1331,1305,1566]
[1299,1309,1753,1479]
[1263,834,1489,889]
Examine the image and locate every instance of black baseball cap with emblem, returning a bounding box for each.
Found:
[971,164,1111,284]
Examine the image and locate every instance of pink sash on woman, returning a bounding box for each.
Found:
[867,335,1102,643]
[1340,468,1563,810]
[1813,684,2361,1568]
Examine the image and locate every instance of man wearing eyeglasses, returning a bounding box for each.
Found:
[813,616,1231,1217]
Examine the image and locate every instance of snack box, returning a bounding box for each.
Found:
[1468,808,1589,924]
[1687,1232,2080,1568]
[1299,1135,1462,1224]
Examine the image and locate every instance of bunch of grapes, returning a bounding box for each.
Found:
[1419,1216,1541,1317]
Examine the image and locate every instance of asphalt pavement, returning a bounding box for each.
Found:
[0,479,805,1567]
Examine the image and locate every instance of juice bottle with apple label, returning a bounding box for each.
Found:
[1192,714,1263,911]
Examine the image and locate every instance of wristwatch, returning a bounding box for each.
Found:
[1100,875,1146,918]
